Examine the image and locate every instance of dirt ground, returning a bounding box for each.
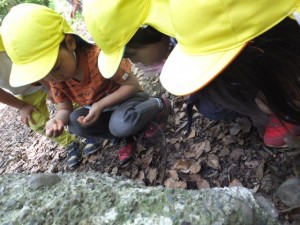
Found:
[1,73,300,224]
[1,2,300,223]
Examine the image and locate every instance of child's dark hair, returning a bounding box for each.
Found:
[126,26,168,49]
[195,18,300,127]
[60,34,92,49]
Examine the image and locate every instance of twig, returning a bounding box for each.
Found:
[279,205,300,214]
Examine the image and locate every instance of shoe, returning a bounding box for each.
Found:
[144,122,164,139]
[144,94,173,139]
[117,137,134,163]
[83,139,102,155]
[263,114,300,148]
[66,142,82,168]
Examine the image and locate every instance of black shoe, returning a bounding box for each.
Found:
[66,142,82,168]
[83,139,102,155]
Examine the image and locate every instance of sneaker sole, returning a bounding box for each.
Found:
[67,157,82,168]
[84,146,102,155]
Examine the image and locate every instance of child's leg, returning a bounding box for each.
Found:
[109,92,162,138]
[68,107,115,140]
[18,89,77,148]
[188,93,243,121]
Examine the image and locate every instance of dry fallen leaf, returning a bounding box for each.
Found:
[230,148,244,161]
[218,146,230,157]
[164,178,187,189]
[229,123,241,136]
[168,170,179,181]
[147,168,158,184]
[245,160,259,168]
[135,170,145,181]
[173,160,191,171]
[188,129,196,139]
[189,174,210,189]
[256,160,265,180]
[229,178,243,187]
[206,154,220,169]
[189,162,201,174]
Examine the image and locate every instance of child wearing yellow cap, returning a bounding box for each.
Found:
[122,20,300,148]
[0,37,81,159]
[1,3,172,167]
[83,0,300,148]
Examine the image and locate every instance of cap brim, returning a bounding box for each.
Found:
[9,46,59,87]
[98,47,125,78]
[160,44,246,96]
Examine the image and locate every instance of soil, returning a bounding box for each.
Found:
[1,73,300,224]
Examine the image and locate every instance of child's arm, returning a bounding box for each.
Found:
[45,100,73,138]
[78,71,142,126]
[0,88,38,126]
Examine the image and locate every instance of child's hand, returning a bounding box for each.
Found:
[19,104,39,126]
[77,104,102,127]
[45,119,65,138]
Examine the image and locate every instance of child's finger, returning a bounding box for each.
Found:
[29,115,35,125]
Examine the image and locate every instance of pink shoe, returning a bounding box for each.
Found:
[144,94,172,139]
[117,138,134,163]
[264,114,300,147]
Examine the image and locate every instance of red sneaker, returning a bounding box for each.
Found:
[144,122,164,139]
[263,114,300,148]
[144,94,173,139]
[117,138,134,163]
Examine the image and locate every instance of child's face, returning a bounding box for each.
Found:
[124,38,169,66]
[45,36,77,82]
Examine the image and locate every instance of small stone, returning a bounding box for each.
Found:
[276,177,300,207]
[28,174,61,190]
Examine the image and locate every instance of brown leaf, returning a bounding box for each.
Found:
[188,129,196,139]
[189,162,201,174]
[196,179,210,189]
[237,117,252,133]
[173,160,191,171]
[164,178,187,189]
[229,148,244,161]
[168,170,179,181]
[147,168,158,184]
[88,154,99,162]
[135,170,145,181]
[256,160,265,180]
[206,154,220,169]
[222,135,237,145]
[245,160,259,168]
[229,123,241,136]
[229,178,243,187]
[218,146,230,157]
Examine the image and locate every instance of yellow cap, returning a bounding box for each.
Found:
[0,29,5,52]
[1,3,78,87]
[83,0,174,79]
[84,0,300,95]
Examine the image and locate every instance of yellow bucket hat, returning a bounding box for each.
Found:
[0,29,5,52]
[1,3,79,87]
[84,0,300,96]
[83,0,174,79]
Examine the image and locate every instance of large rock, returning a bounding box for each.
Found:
[0,173,279,225]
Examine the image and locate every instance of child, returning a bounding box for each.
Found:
[0,35,83,167]
[66,0,82,18]
[83,0,300,148]
[1,3,171,165]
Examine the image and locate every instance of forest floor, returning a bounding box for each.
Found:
[1,1,300,224]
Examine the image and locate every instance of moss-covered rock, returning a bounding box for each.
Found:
[0,173,279,225]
